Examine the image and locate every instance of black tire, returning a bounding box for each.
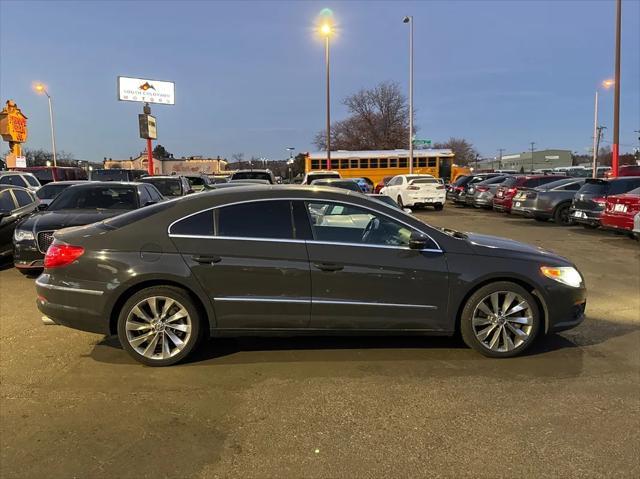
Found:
[434,203,444,211]
[553,203,571,226]
[397,196,404,208]
[460,281,541,358]
[117,286,204,366]
[534,217,547,222]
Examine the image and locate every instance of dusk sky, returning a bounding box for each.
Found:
[1,0,639,162]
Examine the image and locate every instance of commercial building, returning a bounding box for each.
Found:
[479,149,572,172]
[103,153,227,175]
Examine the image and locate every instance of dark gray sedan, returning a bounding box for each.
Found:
[35,186,587,366]
[510,178,586,225]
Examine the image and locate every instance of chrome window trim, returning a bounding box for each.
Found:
[213,297,437,309]
[35,278,104,296]
[214,297,310,304]
[167,196,442,251]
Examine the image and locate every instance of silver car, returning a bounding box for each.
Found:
[633,212,640,240]
[471,175,513,208]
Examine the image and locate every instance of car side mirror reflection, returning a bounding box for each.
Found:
[409,232,429,250]
[37,203,48,211]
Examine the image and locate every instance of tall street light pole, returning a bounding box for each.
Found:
[591,80,614,178]
[34,83,57,167]
[612,0,622,177]
[529,142,535,172]
[403,16,414,174]
[320,23,333,171]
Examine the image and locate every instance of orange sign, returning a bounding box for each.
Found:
[0,100,28,143]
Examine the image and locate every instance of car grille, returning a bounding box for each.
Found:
[37,231,55,254]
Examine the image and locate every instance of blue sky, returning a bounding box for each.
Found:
[1,0,638,162]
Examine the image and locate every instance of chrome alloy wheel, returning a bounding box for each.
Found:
[125,296,192,360]
[471,291,534,353]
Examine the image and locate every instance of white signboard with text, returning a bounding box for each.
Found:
[118,77,175,105]
[15,156,26,168]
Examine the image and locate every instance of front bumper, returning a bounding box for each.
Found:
[544,282,587,333]
[35,273,110,335]
[14,240,45,270]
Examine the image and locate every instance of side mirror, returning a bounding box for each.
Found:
[37,203,48,211]
[409,231,429,250]
[403,208,413,214]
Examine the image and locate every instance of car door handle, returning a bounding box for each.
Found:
[313,262,344,272]
[192,255,221,264]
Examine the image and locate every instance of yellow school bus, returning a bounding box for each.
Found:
[305,149,469,185]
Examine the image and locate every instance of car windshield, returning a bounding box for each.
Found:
[314,180,361,192]
[579,181,608,195]
[410,178,438,185]
[536,178,575,190]
[141,179,182,196]
[186,177,206,186]
[91,170,129,181]
[232,172,272,183]
[500,177,518,187]
[477,176,508,185]
[36,183,74,200]
[49,186,138,210]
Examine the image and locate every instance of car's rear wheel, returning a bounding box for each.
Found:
[117,286,203,366]
[397,196,404,208]
[434,203,444,211]
[460,282,541,358]
[553,203,571,225]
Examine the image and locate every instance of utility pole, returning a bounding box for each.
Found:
[497,148,505,170]
[529,142,536,172]
[594,126,607,176]
[611,0,622,177]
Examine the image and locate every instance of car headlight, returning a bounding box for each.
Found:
[14,229,35,242]
[540,266,583,288]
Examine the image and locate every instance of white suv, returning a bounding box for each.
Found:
[380,174,446,210]
[302,170,341,185]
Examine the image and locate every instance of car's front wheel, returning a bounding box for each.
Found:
[117,286,203,366]
[460,282,541,358]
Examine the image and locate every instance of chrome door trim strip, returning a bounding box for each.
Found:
[35,278,104,296]
[305,240,442,253]
[214,297,310,304]
[166,196,442,251]
[171,234,306,244]
[313,299,437,310]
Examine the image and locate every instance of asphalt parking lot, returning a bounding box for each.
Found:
[1,206,639,478]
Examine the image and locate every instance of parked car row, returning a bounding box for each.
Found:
[448,172,640,239]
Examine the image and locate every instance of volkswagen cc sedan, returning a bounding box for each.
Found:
[35,186,587,366]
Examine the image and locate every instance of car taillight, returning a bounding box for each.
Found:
[526,191,537,199]
[44,243,85,269]
[506,187,517,196]
[476,186,489,192]
[593,196,607,208]
[407,186,420,190]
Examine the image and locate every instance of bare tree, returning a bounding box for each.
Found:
[313,81,413,151]
[22,148,76,166]
[433,138,478,166]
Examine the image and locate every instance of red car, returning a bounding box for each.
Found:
[600,187,640,234]
[605,165,640,178]
[493,175,569,213]
[374,175,394,194]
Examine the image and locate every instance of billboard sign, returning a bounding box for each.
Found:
[118,76,175,105]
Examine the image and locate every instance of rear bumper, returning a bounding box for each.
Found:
[35,273,110,335]
[406,194,445,207]
[601,213,634,232]
[472,195,493,207]
[569,208,602,226]
[493,199,513,212]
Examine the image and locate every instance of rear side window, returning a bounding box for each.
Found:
[609,178,640,195]
[231,172,273,183]
[0,175,27,187]
[501,177,517,187]
[170,210,214,236]
[0,190,16,211]
[562,182,582,191]
[14,189,35,207]
[216,200,293,239]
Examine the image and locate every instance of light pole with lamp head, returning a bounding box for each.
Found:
[403,16,414,174]
[319,21,333,171]
[34,83,57,168]
[592,79,614,178]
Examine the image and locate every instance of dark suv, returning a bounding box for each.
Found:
[570,177,640,228]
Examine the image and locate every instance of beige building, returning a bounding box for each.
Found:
[103,154,227,175]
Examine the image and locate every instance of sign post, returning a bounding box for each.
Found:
[118,76,174,176]
[0,100,28,169]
